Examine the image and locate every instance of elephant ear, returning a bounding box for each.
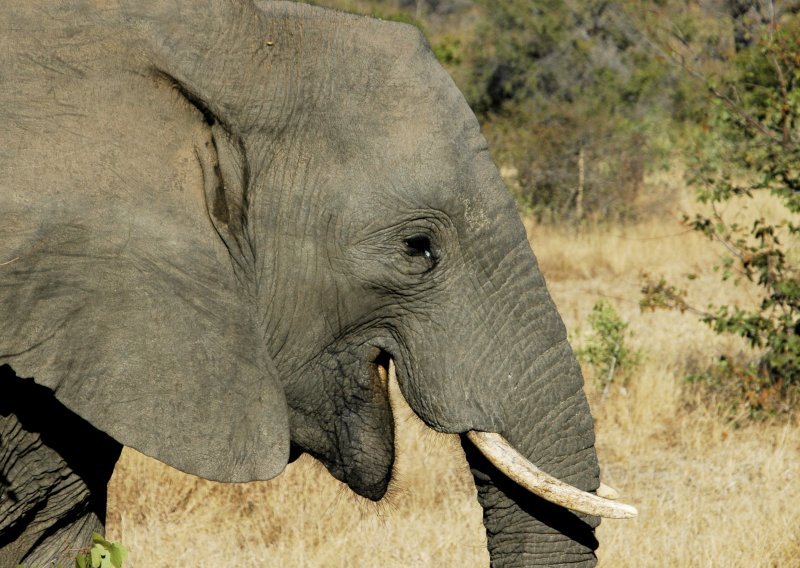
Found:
[0,3,290,482]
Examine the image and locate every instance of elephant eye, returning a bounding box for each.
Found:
[404,234,438,269]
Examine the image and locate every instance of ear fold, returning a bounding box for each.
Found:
[0,4,290,482]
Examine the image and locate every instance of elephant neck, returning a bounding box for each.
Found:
[0,366,122,566]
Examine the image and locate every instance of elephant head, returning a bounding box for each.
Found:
[0,1,634,565]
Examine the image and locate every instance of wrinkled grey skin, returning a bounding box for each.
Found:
[0,1,601,566]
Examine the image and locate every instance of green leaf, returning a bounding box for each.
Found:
[90,546,102,568]
[109,543,128,567]
[92,533,112,549]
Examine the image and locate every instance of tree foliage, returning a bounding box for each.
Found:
[457,0,683,222]
[643,9,800,412]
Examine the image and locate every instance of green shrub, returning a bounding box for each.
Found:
[577,299,641,393]
[684,357,793,422]
[641,13,800,412]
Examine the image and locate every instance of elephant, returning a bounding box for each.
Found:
[0,1,636,566]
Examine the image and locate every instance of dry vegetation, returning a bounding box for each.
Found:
[107,176,800,567]
[529,176,800,567]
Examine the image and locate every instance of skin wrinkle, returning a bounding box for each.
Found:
[524,353,592,448]
[320,287,341,339]
[478,505,597,566]
[488,262,556,352]
[463,239,526,322]
[452,286,538,406]
[510,417,595,486]
[504,307,564,391]
[0,368,121,565]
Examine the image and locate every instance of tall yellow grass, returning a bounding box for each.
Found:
[107,182,800,567]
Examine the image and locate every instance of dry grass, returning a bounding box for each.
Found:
[107,384,489,567]
[529,184,800,568]
[107,182,800,567]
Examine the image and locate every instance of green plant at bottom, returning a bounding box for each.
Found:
[74,533,127,568]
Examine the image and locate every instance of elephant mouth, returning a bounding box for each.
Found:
[347,347,393,499]
[373,348,392,387]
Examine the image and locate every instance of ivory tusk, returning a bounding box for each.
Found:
[596,482,620,500]
[466,431,638,519]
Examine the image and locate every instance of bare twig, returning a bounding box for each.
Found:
[0,257,20,267]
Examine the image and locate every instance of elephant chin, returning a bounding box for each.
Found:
[341,354,394,501]
[300,433,393,501]
[304,351,395,502]
[345,465,392,502]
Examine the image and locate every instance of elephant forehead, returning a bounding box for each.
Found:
[295,82,493,201]
[298,31,508,221]
[241,6,481,167]
[305,134,488,221]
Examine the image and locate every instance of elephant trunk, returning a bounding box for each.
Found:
[461,427,601,565]
[462,440,598,566]
[454,338,611,567]
[384,196,637,564]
